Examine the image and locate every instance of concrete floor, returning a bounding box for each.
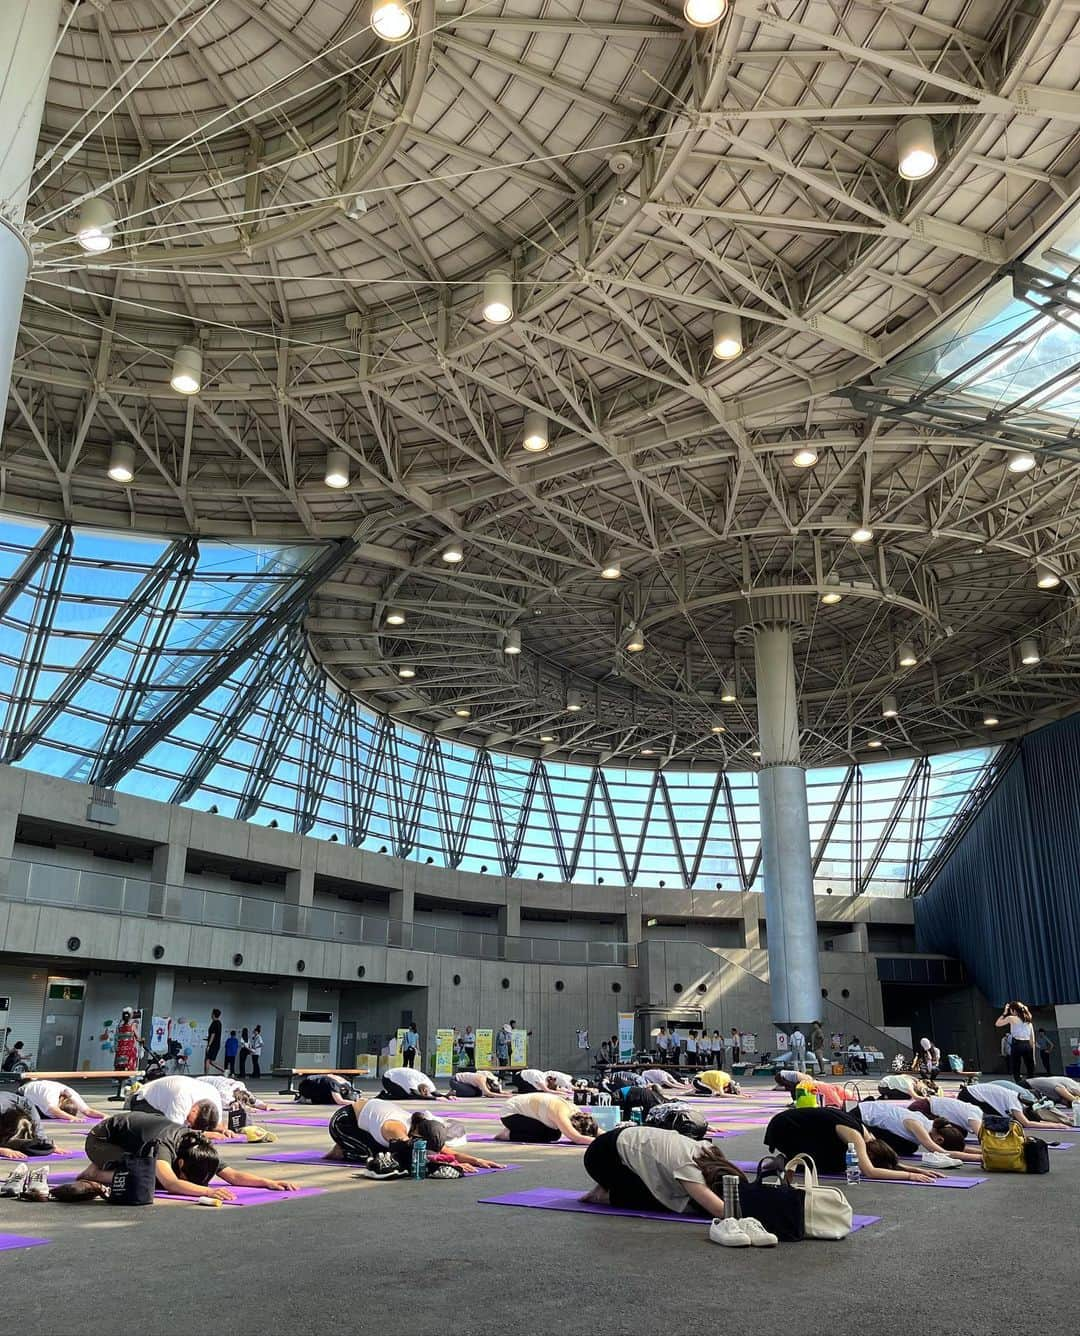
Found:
[2,1077,1076,1335]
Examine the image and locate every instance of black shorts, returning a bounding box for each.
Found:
[328,1106,381,1162]
[449,1075,480,1097]
[205,1044,220,1063]
[500,1114,561,1143]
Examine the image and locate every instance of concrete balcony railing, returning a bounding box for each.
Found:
[0,857,636,968]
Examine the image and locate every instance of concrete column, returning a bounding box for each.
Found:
[753,624,822,1029]
[0,1,63,426]
[282,866,314,934]
[387,884,414,922]
[623,887,643,950]
[497,880,521,938]
[149,840,186,916]
[138,967,175,1033]
[275,980,310,1068]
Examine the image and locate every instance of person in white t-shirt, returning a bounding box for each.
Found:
[17,1080,103,1121]
[907,1095,983,1136]
[1025,1075,1080,1108]
[959,1082,1046,1129]
[639,1068,695,1093]
[856,1099,981,1162]
[381,1067,451,1100]
[655,1027,670,1060]
[495,1093,597,1145]
[512,1068,571,1097]
[323,1097,501,1175]
[200,1075,269,1111]
[127,1075,225,1135]
[995,1002,1036,1084]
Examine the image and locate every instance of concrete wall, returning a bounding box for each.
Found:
[0,763,919,1072]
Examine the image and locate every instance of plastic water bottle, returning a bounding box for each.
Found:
[845,1142,861,1185]
[410,1138,428,1180]
[630,1107,644,1124]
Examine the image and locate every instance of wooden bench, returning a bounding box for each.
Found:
[274,1066,371,1095]
[14,1069,145,1102]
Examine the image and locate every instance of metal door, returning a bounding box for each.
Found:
[338,1020,357,1067]
[39,978,86,1070]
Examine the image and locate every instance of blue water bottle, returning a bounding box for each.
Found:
[410,1138,428,1179]
[845,1142,861,1185]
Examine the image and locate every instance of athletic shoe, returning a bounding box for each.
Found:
[709,1217,751,1247]
[0,1163,29,1197]
[426,1163,464,1179]
[921,1151,963,1169]
[22,1165,50,1202]
[358,1152,407,1179]
[738,1217,779,1247]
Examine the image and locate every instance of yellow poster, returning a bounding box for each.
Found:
[475,1028,494,1070]
[434,1028,455,1077]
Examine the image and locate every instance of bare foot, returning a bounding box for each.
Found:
[492,1129,510,1141]
[580,1186,609,1204]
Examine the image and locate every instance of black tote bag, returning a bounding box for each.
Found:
[737,1156,806,1241]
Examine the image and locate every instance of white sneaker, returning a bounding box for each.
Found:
[709,1217,751,1247]
[921,1150,963,1169]
[739,1216,779,1247]
[22,1165,50,1202]
[0,1163,30,1197]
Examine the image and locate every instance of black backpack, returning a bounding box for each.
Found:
[645,1101,709,1140]
[109,1152,156,1205]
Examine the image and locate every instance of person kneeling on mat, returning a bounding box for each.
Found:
[381,1067,452,1100]
[638,1069,695,1094]
[512,1068,571,1096]
[17,1080,104,1122]
[128,1074,229,1138]
[855,1099,982,1166]
[1025,1075,1080,1109]
[326,1099,502,1178]
[495,1092,597,1145]
[764,1106,941,1182]
[296,1074,359,1105]
[691,1070,747,1097]
[957,1082,1054,1129]
[581,1125,777,1248]
[201,1075,270,1112]
[55,1111,297,1202]
[448,1071,503,1098]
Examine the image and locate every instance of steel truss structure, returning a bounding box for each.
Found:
[0,519,993,894]
[4,0,1080,770]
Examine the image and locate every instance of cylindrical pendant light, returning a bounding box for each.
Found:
[522,410,548,452]
[384,607,406,626]
[896,115,938,180]
[683,0,727,27]
[881,694,899,719]
[324,448,349,489]
[599,550,622,580]
[719,679,736,703]
[441,539,464,564]
[76,197,116,253]
[170,344,202,395]
[1019,637,1041,665]
[625,624,645,653]
[371,0,412,41]
[503,628,522,655]
[897,641,917,668]
[397,664,416,679]
[1035,564,1060,589]
[482,269,513,324]
[712,311,742,360]
[107,441,135,483]
[566,686,584,712]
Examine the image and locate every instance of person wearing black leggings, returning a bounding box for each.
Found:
[995,1002,1036,1083]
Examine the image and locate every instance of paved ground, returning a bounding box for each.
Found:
[1,1076,1075,1336]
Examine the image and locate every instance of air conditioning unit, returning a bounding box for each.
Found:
[279,1010,334,1067]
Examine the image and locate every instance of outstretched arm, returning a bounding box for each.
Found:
[218,1166,298,1191]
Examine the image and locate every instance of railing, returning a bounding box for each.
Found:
[0,857,636,968]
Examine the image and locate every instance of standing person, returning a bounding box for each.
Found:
[995,1002,1036,1083]
[670,1030,682,1066]
[495,1024,511,1070]
[685,1029,698,1067]
[810,1021,826,1074]
[710,1030,723,1066]
[402,1024,420,1070]
[729,1027,741,1065]
[248,1024,264,1079]
[656,1026,669,1063]
[462,1025,476,1069]
[1037,1029,1055,1076]
[223,1030,240,1076]
[789,1027,807,1074]
[205,1009,223,1075]
[237,1028,250,1079]
[113,1009,140,1073]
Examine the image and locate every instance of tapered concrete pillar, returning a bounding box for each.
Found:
[752,623,822,1029]
[0,2,63,434]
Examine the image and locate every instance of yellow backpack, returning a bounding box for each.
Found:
[979,1116,1026,1172]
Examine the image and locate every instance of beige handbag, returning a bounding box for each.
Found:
[784,1153,854,1239]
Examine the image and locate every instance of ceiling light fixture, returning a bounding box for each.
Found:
[897,641,917,668]
[454,705,471,718]
[640,747,655,756]
[539,734,555,743]
[850,525,874,544]
[1036,564,1060,589]
[482,268,513,324]
[881,694,899,719]
[370,0,412,41]
[522,410,548,452]
[750,749,761,759]
[866,737,883,749]
[599,551,622,580]
[170,344,202,395]
[711,311,743,360]
[896,114,938,180]
[441,540,464,564]
[683,0,727,27]
[982,710,999,727]
[384,607,406,626]
[625,624,645,653]
[719,679,736,703]
[107,441,135,484]
[566,687,584,712]
[792,447,818,468]
[503,628,522,655]
[710,723,726,735]
[1019,636,1041,665]
[1007,450,1036,474]
[324,448,349,489]
[397,665,416,679]
[75,197,116,253]
[821,573,842,605]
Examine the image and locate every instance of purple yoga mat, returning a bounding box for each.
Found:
[731,1160,986,1188]
[260,1116,331,1127]
[246,1150,518,1175]
[0,1233,50,1252]
[477,1186,880,1232]
[157,1184,327,1206]
[9,1149,81,1163]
